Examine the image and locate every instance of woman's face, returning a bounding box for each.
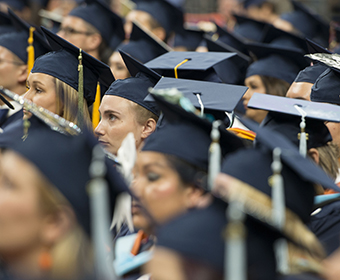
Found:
[24,72,58,117]
[132,152,195,231]
[243,75,268,123]
[0,151,47,257]
[108,52,130,80]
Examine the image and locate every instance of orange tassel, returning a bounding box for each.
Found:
[27,27,35,78]
[38,250,52,271]
[92,82,101,130]
[130,230,147,256]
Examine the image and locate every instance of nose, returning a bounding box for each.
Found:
[23,89,33,101]
[57,29,66,39]
[94,120,105,137]
[242,88,254,101]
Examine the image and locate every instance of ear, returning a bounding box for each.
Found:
[141,118,157,140]
[86,33,103,51]
[183,186,204,209]
[17,65,28,84]
[308,148,320,165]
[151,26,166,41]
[40,206,75,246]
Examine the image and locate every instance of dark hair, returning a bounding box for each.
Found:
[260,75,290,97]
[165,154,207,190]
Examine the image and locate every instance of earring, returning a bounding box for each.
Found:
[38,249,52,271]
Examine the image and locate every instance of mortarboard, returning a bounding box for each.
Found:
[173,25,206,51]
[294,63,328,84]
[145,51,248,84]
[68,0,125,49]
[0,11,15,35]
[0,10,50,64]
[1,0,28,11]
[146,77,248,121]
[245,42,309,84]
[204,36,251,85]
[306,38,332,55]
[280,0,329,46]
[232,14,269,42]
[118,21,170,63]
[222,117,340,223]
[142,93,245,171]
[3,120,128,236]
[104,72,160,116]
[307,53,340,105]
[134,0,184,37]
[119,50,161,83]
[248,92,340,122]
[32,27,114,106]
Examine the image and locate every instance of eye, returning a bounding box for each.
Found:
[26,85,30,90]
[146,172,160,182]
[35,87,43,94]
[108,114,117,121]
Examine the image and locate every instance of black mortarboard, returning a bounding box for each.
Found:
[4,120,128,236]
[248,92,340,122]
[294,63,328,84]
[222,118,340,223]
[1,0,28,10]
[246,43,308,84]
[209,23,250,56]
[69,0,125,49]
[307,53,340,105]
[104,73,160,116]
[134,0,184,37]
[145,51,247,84]
[242,0,266,8]
[32,27,114,106]
[0,10,50,64]
[262,24,309,53]
[119,50,161,83]
[232,14,269,42]
[306,38,332,55]
[204,36,251,85]
[280,0,329,46]
[142,94,245,171]
[0,11,15,35]
[173,25,205,51]
[147,77,247,120]
[118,22,170,63]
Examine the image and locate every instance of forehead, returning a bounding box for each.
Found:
[61,15,88,29]
[100,95,136,113]
[0,46,14,59]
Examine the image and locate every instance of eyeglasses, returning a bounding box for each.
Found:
[0,58,24,66]
[59,26,94,36]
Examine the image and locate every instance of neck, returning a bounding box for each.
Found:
[2,247,46,280]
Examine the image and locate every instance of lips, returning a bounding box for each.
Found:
[131,201,142,215]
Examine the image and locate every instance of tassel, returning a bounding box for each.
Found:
[294,105,308,157]
[22,117,31,141]
[174,59,189,79]
[225,199,246,280]
[77,49,84,129]
[27,27,35,77]
[270,148,289,274]
[92,82,101,130]
[208,120,222,191]
[195,93,204,117]
[38,249,52,271]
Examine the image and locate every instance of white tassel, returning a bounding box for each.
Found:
[195,93,204,117]
[294,105,307,157]
[225,198,246,280]
[208,120,222,191]
[88,145,117,280]
[111,132,136,233]
[271,148,289,274]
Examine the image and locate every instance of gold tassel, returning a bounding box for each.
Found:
[27,27,35,77]
[92,82,101,130]
[174,59,189,79]
[78,49,84,129]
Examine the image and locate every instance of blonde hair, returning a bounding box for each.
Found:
[54,78,92,130]
[38,175,93,280]
[315,143,340,181]
[130,101,159,126]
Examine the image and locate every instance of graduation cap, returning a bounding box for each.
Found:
[104,71,160,116]
[4,119,128,236]
[0,11,50,65]
[119,50,161,83]
[145,51,247,84]
[306,38,332,55]
[280,0,329,45]
[173,25,206,51]
[118,21,170,63]
[306,53,340,105]
[1,0,28,11]
[294,63,328,84]
[146,77,248,121]
[261,24,309,53]
[222,117,340,223]
[134,0,184,37]
[0,11,15,35]
[68,0,125,49]
[142,93,245,172]
[246,42,309,84]
[242,0,266,8]
[39,9,63,34]
[232,14,269,42]
[32,27,114,106]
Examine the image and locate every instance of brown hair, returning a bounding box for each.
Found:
[260,75,291,97]
[130,102,159,126]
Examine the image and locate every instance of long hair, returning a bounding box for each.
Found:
[54,78,92,130]
[260,75,291,97]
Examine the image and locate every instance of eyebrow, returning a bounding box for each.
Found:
[102,109,121,115]
[31,80,45,87]
[143,162,168,170]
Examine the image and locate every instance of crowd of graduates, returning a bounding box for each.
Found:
[2,0,340,279]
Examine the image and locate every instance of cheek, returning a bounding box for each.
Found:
[0,191,42,253]
[32,92,57,113]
